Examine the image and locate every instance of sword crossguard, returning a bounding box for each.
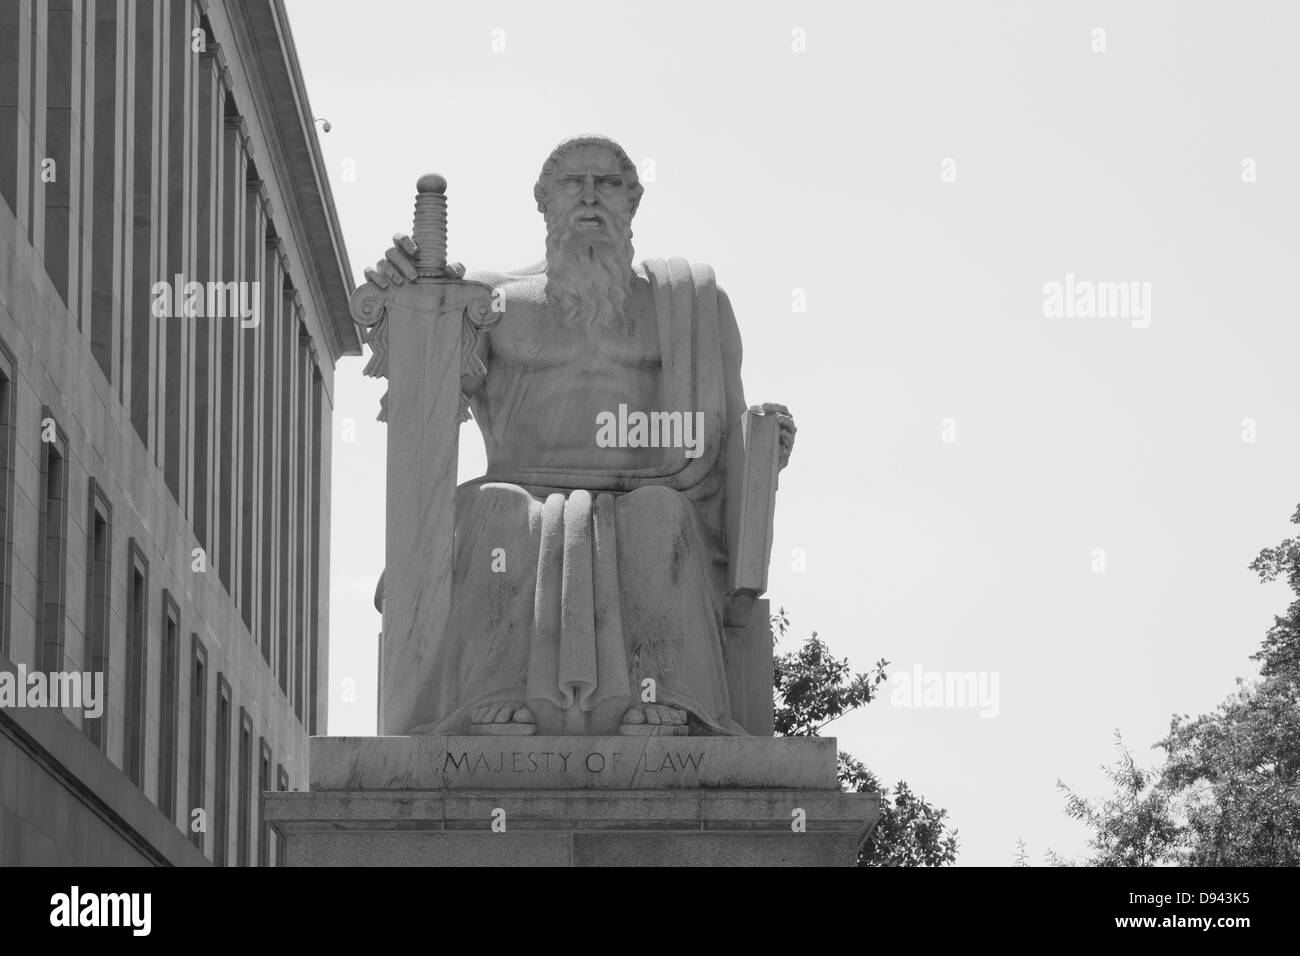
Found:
[350,173,482,330]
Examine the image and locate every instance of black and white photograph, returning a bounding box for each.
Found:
[0,0,1295,935]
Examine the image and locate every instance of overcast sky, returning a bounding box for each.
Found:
[285,0,1300,866]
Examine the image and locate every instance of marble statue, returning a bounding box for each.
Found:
[353,136,794,738]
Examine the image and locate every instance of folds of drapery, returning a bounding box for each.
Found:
[413,482,743,736]
[527,490,630,714]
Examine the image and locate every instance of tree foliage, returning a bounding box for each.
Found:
[1054,732,1180,866]
[1054,503,1300,866]
[771,609,959,866]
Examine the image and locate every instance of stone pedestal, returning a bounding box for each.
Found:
[265,736,878,867]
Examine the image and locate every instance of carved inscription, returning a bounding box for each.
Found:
[443,748,706,776]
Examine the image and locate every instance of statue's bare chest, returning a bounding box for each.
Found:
[486,279,661,376]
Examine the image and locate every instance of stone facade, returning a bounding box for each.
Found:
[0,0,358,865]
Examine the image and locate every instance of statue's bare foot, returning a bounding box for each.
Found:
[620,703,689,735]
[469,702,537,735]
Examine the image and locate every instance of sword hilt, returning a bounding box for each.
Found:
[413,173,449,278]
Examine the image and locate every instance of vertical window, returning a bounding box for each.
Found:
[259,239,278,669]
[36,410,68,674]
[0,2,19,216]
[258,738,271,867]
[123,542,148,787]
[309,368,323,734]
[0,340,15,657]
[84,479,112,750]
[188,635,207,852]
[88,0,118,380]
[128,0,156,443]
[276,283,294,695]
[275,764,288,867]
[239,177,261,634]
[44,0,75,305]
[294,337,308,721]
[213,675,231,866]
[160,0,189,500]
[216,97,245,597]
[157,591,180,821]
[192,27,220,555]
[237,707,252,866]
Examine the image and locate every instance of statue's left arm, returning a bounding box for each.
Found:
[718,287,796,627]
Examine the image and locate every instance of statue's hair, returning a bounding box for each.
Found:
[534,135,644,218]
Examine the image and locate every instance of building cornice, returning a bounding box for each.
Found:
[224,0,360,360]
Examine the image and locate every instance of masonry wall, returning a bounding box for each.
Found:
[0,0,351,867]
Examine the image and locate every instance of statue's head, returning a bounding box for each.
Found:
[535,136,643,329]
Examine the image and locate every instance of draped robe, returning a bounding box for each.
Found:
[406,258,747,736]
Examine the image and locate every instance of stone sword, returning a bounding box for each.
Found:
[348,175,495,735]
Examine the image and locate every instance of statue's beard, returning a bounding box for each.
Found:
[544,210,635,330]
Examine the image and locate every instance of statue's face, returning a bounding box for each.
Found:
[545,145,633,246]
[541,142,637,329]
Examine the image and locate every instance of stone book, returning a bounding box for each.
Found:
[732,409,781,597]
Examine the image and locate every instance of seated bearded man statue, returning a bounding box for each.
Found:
[364,135,795,737]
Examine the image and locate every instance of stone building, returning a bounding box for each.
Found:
[0,0,358,865]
